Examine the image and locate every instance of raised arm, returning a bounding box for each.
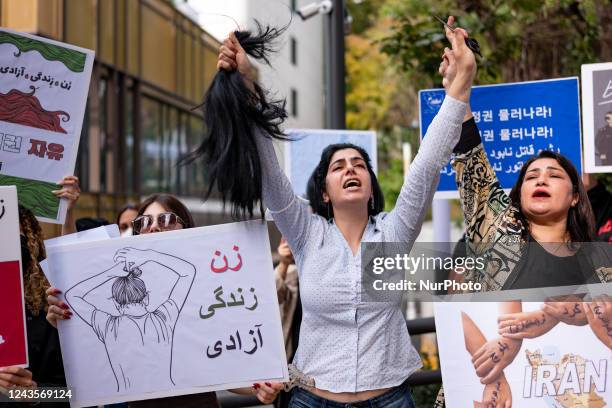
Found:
[384,16,474,242]
[64,264,126,326]
[53,175,81,236]
[114,248,196,311]
[217,32,314,253]
[461,311,488,355]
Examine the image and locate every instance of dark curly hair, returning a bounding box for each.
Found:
[18,205,49,315]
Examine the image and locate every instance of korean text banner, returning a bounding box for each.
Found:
[435,300,610,407]
[0,185,28,368]
[0,28,94,223]
[419,78,581,198]
[46,220,288,407]
[284,129,377,197]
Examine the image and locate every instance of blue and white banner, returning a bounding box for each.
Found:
[419,78,582,198]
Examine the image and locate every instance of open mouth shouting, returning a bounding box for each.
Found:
[343,178,362,191]
[531,188,551,199]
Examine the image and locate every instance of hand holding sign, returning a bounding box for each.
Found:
[253,381,283,405]
[0,366,36,392]
[45,286,71,329]
[52,175,80,210]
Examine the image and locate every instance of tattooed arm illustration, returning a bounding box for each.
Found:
[461,311,512,408]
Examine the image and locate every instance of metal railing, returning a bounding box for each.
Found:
[405,317,441,386]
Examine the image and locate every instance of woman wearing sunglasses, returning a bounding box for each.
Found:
[45,193,282,407]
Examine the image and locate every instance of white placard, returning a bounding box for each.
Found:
[582,62,612,173]
[435,300,611,407]
[42,225,118,287]
[0,28,94,223]
[46,220,288,407]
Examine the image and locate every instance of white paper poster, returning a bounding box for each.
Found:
[46,220,288,407]
[435,300,611,407]
[0,28,94,223]
[582,62,612,173]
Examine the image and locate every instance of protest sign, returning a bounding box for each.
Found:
[435,300,611,407]
[0,185,27,368]
[419,78,581,198]
[582,62,612,173]
[46,220,287,407]
[0,28,94,223]
[284,129,377,197]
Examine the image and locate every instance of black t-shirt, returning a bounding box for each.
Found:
[510,238,591,289]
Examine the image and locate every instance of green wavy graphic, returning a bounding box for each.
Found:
[0,31,86,73]
[0,174,60,219]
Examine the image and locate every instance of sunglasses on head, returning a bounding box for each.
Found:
[132,212,184,234]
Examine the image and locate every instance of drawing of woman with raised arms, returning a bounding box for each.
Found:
[64,246,196,392]
[46,193,282,407]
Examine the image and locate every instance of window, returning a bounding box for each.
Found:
[125,89,134,194]
[290,37,297,66]
[141,97,162,195]
[98,78,109,192]
[74,101,90,192]
[291,88,298,117]
[140,95,206,197]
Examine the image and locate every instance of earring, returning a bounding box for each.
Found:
[326,202,331,220]
[370,196,375,211]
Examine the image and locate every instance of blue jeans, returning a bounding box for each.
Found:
[288,382,416,408]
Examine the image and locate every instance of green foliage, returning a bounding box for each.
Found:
[346,0,612,210]
[379,0,610,87]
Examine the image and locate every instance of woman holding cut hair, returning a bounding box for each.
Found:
[46,193,282,407]
[201,16,476,407]
[434,46,612,407]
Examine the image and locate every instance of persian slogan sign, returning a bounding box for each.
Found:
[46,221,288,407]
[0,29,94,223]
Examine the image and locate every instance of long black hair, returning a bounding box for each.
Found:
[309,143,384,221]
[181,21,289,219]
[509,150,595,242]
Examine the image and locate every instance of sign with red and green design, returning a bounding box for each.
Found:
[0,29,94,223]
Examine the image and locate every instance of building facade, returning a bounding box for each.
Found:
[190,0,326,130]
[1,0,233,235]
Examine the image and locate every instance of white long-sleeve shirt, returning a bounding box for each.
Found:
[257,96,466,392]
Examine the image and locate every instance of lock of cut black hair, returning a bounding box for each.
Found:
[181,21,290,219]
